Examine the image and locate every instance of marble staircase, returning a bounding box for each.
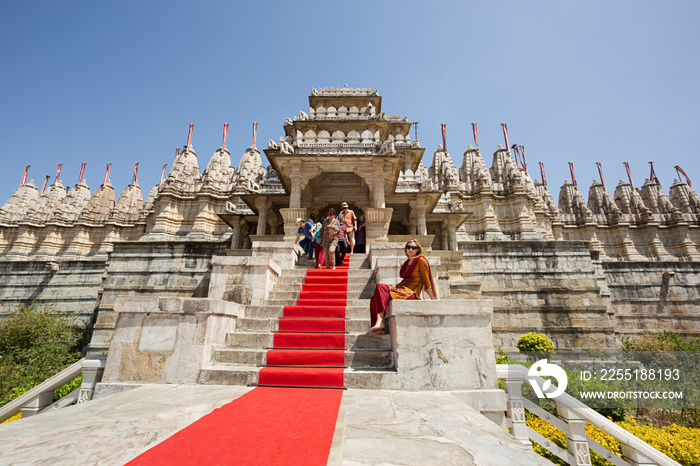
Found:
[198,253,397,387]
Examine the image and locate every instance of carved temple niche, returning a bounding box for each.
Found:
[305,171,371,212]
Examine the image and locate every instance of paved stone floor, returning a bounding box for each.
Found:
[0,385,549,465]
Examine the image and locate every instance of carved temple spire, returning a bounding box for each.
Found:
[25,180,66,224]
[110,182,144,224]
[0,180,39,224]
[587,179,621,223]
[79,180,115,224]
[50,179,92,224]
[460,144,492,194]
[558,179,592,224]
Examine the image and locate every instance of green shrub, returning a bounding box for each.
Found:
[517,332,554,360]
[0,303,86,408]
[621,330,700,352]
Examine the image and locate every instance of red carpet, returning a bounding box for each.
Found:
[127,386,342,466]
[258,256,350,388]
[128,257,353,465]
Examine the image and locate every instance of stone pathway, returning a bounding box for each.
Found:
[0,385,549,465]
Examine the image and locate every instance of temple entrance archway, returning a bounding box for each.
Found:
[301,171,370,216]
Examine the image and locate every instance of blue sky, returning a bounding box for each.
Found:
[1,1,699,206]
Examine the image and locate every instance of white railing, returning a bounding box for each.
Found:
[0,356,106,424]
[496,364,681,466]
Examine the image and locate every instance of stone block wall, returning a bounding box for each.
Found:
[0,259,106,324]
[458,240,618,351]
[603,262,700,339]
[88,240,228,354]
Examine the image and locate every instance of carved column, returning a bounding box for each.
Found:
[447,220,458,251]
[371,174,386,208]
[365,207,393,242]
[229,216,244,249]
[289,175,304,209]
[255,197,270,236]
[440,224,449,250]
[408,217,417,236]
[280,207,307,239]
[268,213,280,235]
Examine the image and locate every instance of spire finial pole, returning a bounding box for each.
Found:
[649,161,660,186]
[568,162,577,187]
[77,162,87,185]
[103,163,111,186]
[471,123,479,151]
[596,162,606,188]
[501,123,510,150]
[623,162,634,187]
[539,161,547,186]
[441,123,447,151]
[187,123,194,151]
[675,165,691,187]
[54,163,62,187]
[160,163,168,185]
[40,175,51,196]
[252,122,258,148]
[20,165,30,187]
[222,123,229,150]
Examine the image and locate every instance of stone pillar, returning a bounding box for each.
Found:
[280,208,307,239]
[229,216,244,249]
[447,221,458,251]
[371,174,386,208]
[78,356,106,403]
[289,175,303,209]
[499,375,531,446]
[19,391,54,418]
[268,213,280,235]
[556,404,592,466]
[209,255,282,305]
[255,198,270,236]
[408,217,417,236]
[416,207,427,235]
[384,299,506,424]
[365,207,393,242]
[440,224,449,250]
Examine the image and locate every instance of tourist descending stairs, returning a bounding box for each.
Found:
[258,259,350,388]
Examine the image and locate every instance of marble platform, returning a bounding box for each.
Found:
[0,385,549,465]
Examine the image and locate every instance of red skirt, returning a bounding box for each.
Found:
[369,284,416,325]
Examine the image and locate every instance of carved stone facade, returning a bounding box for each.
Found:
[1,86,699,350]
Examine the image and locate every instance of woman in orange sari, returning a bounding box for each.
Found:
[366,239,438,336]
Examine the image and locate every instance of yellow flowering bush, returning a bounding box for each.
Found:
[527,414,700,466]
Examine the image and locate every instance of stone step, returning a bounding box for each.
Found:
[263,298,370,308]
[223,331,391,351]
[344,368,400,390]
[245,304,369,319]
[236,317,278,332]
[225,332,273,348]
[274,277,375,288]
[198,366,259,386]
[199,365,400,388]
[237,316,371,333]
[276,270,374,283]
[295,256,370,270]
[213,348,393,369]
[266,289,373,301]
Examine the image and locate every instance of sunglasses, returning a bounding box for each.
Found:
[405,245,419,250]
